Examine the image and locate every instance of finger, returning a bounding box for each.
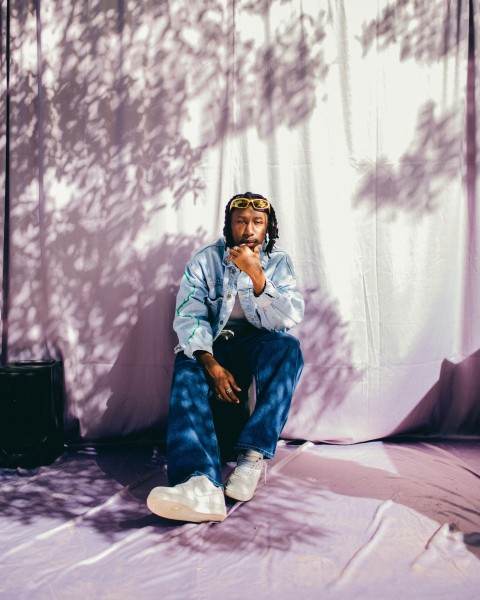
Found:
[214,381,228,399]
[226,378,241,403]
[215,387,239,404]
[225,388,240,404]
[225,374,241,392]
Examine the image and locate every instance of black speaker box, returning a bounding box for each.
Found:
[0,360,65,468]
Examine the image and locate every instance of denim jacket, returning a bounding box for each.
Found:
[174,237,305,358]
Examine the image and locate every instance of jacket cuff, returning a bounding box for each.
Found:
[252,280,277,307]
[184,341,214,360]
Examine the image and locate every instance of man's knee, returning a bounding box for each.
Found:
[284,334,303,368]
[172,352,208,387]
[271,330,302,352]
[259,330,303,366]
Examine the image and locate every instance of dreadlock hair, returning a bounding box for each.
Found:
[223,192,279,256]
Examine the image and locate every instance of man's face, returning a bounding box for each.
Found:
[230,206,268,248]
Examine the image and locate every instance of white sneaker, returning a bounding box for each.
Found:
[225,451,264,502]
[146,475,227,523]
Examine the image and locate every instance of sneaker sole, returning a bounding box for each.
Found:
[224,487,254,502]
[147,496,226,523]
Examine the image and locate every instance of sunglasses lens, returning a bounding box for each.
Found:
[253,200,269,209]
[233,199,248,208]
[230,198,270,211]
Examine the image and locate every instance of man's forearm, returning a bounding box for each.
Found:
[249,266,267,296]
[193,350,222,385]
[194,350,216,368]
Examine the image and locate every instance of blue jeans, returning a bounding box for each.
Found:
[166,326,304,488]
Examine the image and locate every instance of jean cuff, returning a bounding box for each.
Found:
[235,444,274,459]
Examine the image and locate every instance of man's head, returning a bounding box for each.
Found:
[223,192,279,255]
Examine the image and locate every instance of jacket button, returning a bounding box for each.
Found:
[220,320,223,324]
[227,294,232,299]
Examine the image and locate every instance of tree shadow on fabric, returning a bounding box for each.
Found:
[352,0,472,218]
[353,101,463,217]
[357,0,464,63]
[0,448,326,558]
[4,0,330,438]
[2,440,479,561]
[112,446,332,552]
[120,441,480,560]
[58,229,204,439]
[275,445,480,562]
[87,233,205,440]
[283,286,362,439]
[7,0,330,210]
[0,444,166,542]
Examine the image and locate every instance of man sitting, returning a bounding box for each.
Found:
[147,192,304,522]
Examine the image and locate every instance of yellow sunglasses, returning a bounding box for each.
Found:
[230,197,270,212]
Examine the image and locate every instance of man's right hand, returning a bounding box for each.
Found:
[194,351,241,403]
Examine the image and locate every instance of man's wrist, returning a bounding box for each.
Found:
[252,271,267,296]
[194,350,215,365]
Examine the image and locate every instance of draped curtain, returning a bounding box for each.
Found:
[1,0,479,442]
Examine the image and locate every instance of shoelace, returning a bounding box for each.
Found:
[235,455,268,485]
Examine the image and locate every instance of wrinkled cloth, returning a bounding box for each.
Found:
[1,440,479,599]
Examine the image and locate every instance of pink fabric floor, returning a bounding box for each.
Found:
[1,438,479,599]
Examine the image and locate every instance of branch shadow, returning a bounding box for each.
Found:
[1,440,479,565]
[353,101,463,217]
[275,444,480,562]
[5,0,331,438]
[89,233,205,440]
[283,286,362,440]
[357,0,464,63]
[80,440,480,562]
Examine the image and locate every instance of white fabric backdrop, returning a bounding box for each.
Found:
[2,0,479,442]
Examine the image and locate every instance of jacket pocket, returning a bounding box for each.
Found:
[204,296,223,321]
